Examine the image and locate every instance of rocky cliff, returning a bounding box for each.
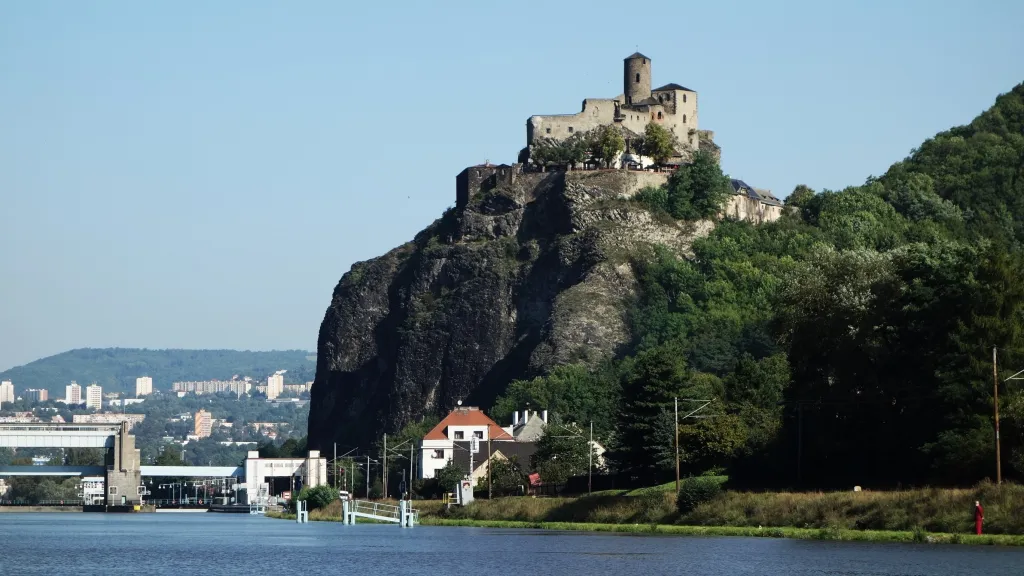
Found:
[307,168,712,449]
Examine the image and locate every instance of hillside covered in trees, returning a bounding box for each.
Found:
[311,83,1024,490]
[0,348,316,397]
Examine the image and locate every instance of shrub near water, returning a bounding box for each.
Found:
[677,477,723,514]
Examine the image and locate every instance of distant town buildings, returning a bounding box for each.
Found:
[194,409,212,438]
[266,371,285,400]
[108,398,145,409]
[0,380,14,404]
[85,384,103,411]
[172,379,251,396]
[65,381,83,405]
[135,376,153,397]
[284,383,311,395]
[24,388,48,403]
[0,411,40,423]
[72,412,146,432]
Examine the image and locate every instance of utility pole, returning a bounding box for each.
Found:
[383,433,388,498]
[333,443,337,490]
[365,455,370,498]
[994,346,1002,484]
[487,437,492,500]
[797,403,803,487]
[674,398,680,494]
[588,421,593,495]
[409,442,414,500]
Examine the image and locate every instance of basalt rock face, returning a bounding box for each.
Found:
[307,170,712,450]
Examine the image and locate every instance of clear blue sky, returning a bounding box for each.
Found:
[1,0,1022,372]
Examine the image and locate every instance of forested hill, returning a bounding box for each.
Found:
[0,348,316,396]
[310,81,1024,491]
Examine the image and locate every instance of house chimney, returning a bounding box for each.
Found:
[522,410,530,424]
[513,411,519,426]
[542,410,548,424]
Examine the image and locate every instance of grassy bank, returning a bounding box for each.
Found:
[264,481,1024,545]
[426,481,1024,535]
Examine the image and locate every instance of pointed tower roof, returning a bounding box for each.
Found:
[625,52,650,60]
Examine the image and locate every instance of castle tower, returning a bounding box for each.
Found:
[623,52,652,105]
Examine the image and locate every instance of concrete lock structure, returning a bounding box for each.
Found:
[240,450,327,506]
[0,424,329,509]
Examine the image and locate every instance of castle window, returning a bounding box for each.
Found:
[546,127,551,134]
[666,94,671,101]
[683,94,687,103]
[683,114,687,123]
[635,73,640,83]
[568,127,573,133]
[657,112,663,120]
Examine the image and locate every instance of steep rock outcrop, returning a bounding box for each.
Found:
[308,169,710,449]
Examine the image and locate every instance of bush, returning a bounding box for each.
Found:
[295,485,337,511]
[677,476,723,514]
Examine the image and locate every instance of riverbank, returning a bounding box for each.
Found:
[265,481,1024,545]
[0,506,81,513]
[418,518,1024,546]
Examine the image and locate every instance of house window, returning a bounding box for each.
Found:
[454,431,464,439]
[545,127,551,134]
[432,449,444,459]
[568,127,573,133]
[473,431,484,439]
[635,73,640,83]
[109,486,118,495]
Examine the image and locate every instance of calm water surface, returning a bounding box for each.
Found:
[1,513,1022,575]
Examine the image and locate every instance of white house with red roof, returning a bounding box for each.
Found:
[420,404,513,480]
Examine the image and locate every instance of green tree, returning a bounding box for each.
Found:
[615,341,690,481]
[295,484,337,511]
[589,126,625,168]
[434,460,465,493]
[482,455,526,496]
[531,422,594,485]
[666,149,733,219]
[641,122,678,166]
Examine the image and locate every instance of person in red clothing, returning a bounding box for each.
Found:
[974,500,984,535]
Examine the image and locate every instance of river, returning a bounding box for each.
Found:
[1,513,1022,575]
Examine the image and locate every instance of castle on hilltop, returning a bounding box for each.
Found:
[525,52,718,167]
[455,52,782,224]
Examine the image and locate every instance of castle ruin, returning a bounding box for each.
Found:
[526,52,716,167]
[455,52,781,224]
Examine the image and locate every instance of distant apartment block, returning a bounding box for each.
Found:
[135,376,153,397]
[0,380,14,404]
[72,413,146,432]
[65,381,83,405]
[23,389,49,403]
[85,384,103,410]
[283,383,312,395]
[172,379,251,396]
[194,409,213,438]
[266,371,285,400]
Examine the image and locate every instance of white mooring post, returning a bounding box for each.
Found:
[296,500,309,523]
[399,499,414,527]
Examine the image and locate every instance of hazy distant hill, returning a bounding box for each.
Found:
[0,348,316,397]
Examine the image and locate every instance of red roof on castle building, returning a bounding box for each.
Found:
[423,406,514,441]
